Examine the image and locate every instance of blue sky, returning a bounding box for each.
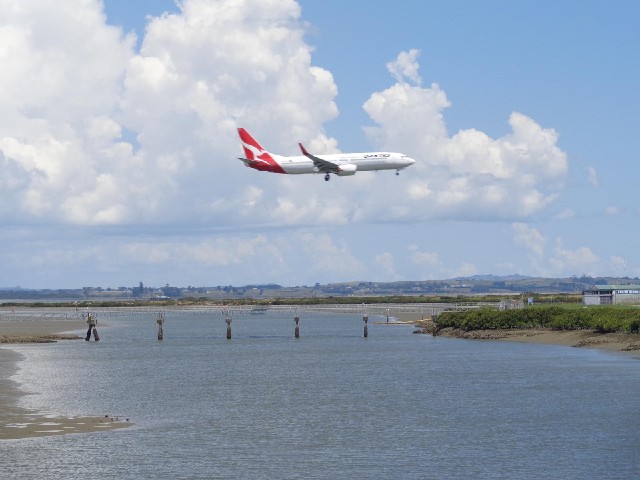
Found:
[1,0,639,288]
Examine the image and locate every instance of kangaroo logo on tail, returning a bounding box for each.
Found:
[237,128,285,173]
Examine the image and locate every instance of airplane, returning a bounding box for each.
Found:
[237,127,415,181]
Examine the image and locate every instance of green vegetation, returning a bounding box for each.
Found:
[268,295,493,305]
[435,306,640,334]
[0,294,505,308]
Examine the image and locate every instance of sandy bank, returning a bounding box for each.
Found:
[412,317,640,355]
[0,318,85,344]
[0,318,132,440]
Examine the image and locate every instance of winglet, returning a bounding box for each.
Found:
[298,143,309,157]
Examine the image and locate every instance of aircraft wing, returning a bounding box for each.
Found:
[298,143,339,173]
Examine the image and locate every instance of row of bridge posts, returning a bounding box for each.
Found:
[86,312,376,341]
[221,314,369,340]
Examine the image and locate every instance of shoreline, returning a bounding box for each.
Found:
[409,315,640,356]
[0,319,132,440]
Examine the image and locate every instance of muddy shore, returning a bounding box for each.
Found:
[0,319,132,440]
[412,317,640,354]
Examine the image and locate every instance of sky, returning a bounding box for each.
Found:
[1,0,639,289]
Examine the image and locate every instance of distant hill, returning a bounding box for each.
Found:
[2,275,639,301]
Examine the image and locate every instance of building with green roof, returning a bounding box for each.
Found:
[582,285,640,305]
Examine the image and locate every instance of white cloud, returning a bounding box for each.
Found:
[610,256,627,275]
[0,4,583,287]
[299,232,363,276]
[363,50,568,221]
[408,244,476,280]
[587,166,599,187]
[0,6,569,231]
[119,235,286,268]
[409,245,441,267]
[374,252,397,278]
[605,206,620,215]
[406,245,436,279]
[549,239,598,274]
[510,223,609,278]
[0,0,135,224]
[454,262,478,278]
[0,0,341,227]
[512,223,546,258]
[0,228,294,287]
[554,209,575,220]
[386,49,422,85]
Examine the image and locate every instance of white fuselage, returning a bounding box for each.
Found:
[273,152,414,174]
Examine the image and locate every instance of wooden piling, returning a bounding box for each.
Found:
[85,313,99,341]
[157,313,164,340]
[294,316,300,338]
[226,317,232,339]
[363,315,369,338]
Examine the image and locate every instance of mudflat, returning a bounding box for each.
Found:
[429,326,640,354]
[0,318,85,343]
[0,318,131,440]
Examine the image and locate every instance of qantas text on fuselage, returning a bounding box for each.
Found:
[237,128,415,181]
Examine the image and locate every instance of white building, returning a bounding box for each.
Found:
[582,285,640,305]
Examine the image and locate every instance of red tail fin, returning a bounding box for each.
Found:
[238,128,265,161]
[236,128,286,174]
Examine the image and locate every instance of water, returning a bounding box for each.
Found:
[2,312,639,479]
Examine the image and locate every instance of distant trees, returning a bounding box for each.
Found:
[132,281,145,297]
[161,284,181,298]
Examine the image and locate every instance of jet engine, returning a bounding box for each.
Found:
[336,164,357,176]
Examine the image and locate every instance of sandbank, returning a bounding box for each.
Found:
[0,318,85,344]
[411,316,640,356]
[0,317,132,440]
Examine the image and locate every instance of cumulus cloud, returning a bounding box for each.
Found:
[299,232,363,276]
[0,3,580,287]
[1,4,568,230]
[0,0,340,227]
[362,50,568,221]
[510,223,610,277]
[549,239,598,273]
[409,245,441,267]
[0,0,135,223]
[386,49,421,85]
[121,235,284,267]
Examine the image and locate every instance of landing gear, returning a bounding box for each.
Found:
[396,170,400,176]
[324,173,330,181]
